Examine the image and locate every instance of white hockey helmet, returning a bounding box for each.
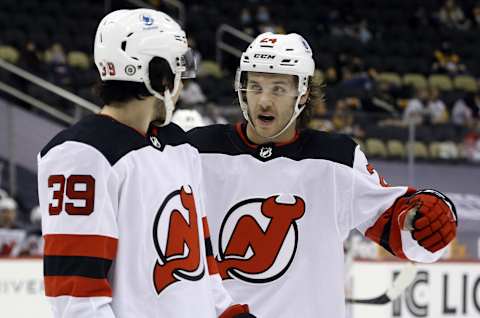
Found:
[235,32,315,138]
[30,206,41,224]
[0,197,17,211]
[94,9,196,125]
[171,109,205,131]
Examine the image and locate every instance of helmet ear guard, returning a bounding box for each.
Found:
[94,9,197,126]
[235,32,315,138]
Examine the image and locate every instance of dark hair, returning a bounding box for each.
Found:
[95,57,175,105]
[297,75,325,130]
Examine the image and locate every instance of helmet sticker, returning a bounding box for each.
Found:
[140,14,154,26]
[100,62,116,76]
[260,38,277,44]
[125,65,136,76]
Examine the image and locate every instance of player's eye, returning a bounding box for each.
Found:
[272,85,287,96]
[247,83,262,94]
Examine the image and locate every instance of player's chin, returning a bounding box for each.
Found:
[256,125,282,139]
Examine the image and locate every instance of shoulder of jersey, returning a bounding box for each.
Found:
[40,115,148,166]
[151,122,189,148]
[187,124,239,155]
[301,129,357,167]
[187,125,358,166]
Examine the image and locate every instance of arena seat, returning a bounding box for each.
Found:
[453,75,477,92]
[377,72,402,86]
[410,141,430,160]
[403,73,428,89]
[428,74,453,91]
[67,51,91,70]
[0,46,20,64]
[366,138,388,158]
[387,139,406,159]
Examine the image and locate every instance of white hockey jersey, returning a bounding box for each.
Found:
[187,123,446,318]
[37,115,235,318]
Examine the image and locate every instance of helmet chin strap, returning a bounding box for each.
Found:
[144,72,181,126]
[161,89,174,126]
[266,95,305,140]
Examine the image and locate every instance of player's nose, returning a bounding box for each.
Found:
[257,92,273,109]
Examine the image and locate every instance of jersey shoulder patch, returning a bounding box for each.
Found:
[40,115,148,165]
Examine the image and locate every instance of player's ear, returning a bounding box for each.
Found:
[149,57,175,93]
[299,89,310,105]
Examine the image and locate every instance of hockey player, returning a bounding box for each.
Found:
[37,9,254,318]
[187,33,457,317]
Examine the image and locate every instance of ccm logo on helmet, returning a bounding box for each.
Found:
[217,195,305,283]
[152,186,205,294]
[253,54,276,59]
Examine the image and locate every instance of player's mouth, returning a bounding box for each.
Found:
[257,114,275,125]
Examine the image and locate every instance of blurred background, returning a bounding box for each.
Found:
[0,0,479,317]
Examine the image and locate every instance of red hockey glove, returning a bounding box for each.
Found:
[219,304,256,318]
[398,190,457,253]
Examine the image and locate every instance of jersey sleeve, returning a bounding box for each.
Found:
[38,141,119,318]
[337,145,445,262]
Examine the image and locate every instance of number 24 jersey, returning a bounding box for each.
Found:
[187,123,444,318]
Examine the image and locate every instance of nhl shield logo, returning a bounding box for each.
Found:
[217,194,305,283]
[259,146,272,159]
[150,136,162,149]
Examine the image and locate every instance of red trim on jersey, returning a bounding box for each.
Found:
[97,114,147,137]
[365,209,406,259]
[235,123,300,148]
[44,234,118,260]
[365,187,417,260]
[275,130,300,146]
[235,123,258,149]
[45,276,112,297]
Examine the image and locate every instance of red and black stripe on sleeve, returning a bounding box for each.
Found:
[365,188,416,259]
[43,234,117,297]
[202,217,219,275]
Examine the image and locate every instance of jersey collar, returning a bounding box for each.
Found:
[234,123,300,149]
[231,123,304,161]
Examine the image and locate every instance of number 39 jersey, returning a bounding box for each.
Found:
[37,115,233,318]
[187,123,445,318]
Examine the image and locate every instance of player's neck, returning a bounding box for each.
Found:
[101,98,157,135]
[246,123,297,145]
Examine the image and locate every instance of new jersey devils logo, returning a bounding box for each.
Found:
[217,194,305,283]
[152,185,205,294]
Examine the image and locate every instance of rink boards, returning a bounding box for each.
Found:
[349,260,480,318]
[0,258,479,317]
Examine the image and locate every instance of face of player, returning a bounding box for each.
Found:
[245,72,305,143]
